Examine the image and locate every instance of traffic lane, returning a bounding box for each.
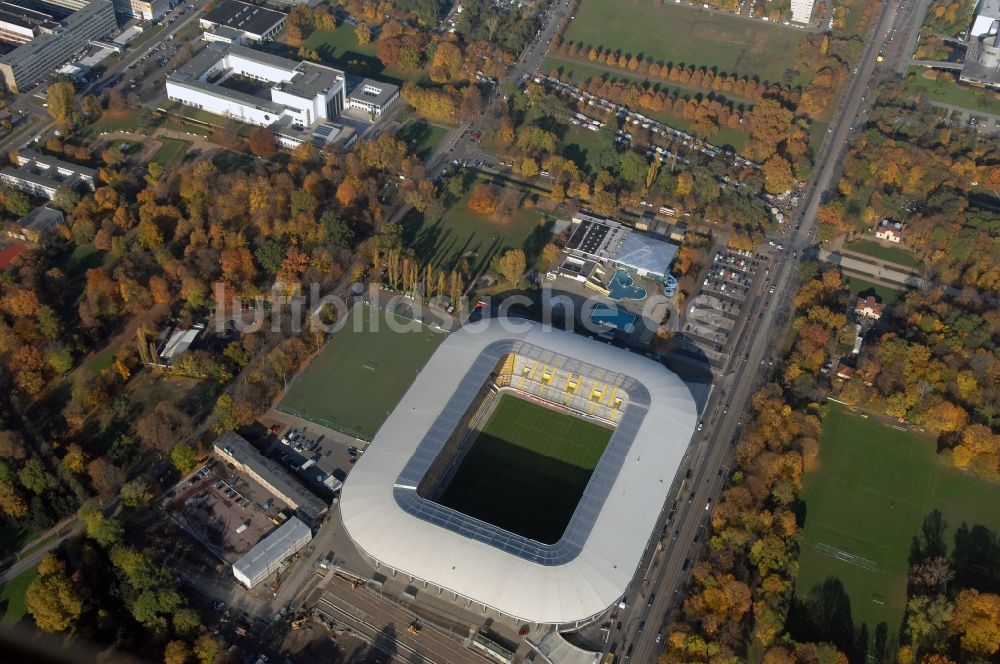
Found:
[320,577,484,664]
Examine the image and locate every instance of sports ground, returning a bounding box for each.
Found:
[277,304,446,440]
[795,403,1000,646]
[436,394,613,544]
[563,0,806,83]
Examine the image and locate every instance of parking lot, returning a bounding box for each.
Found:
[259,412,364,501]
[683,249,767,368]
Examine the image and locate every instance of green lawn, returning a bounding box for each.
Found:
[845,275,906,305]
[563,0,806,83]
[904,68,1000,116]
[0,565,37,626]
[404,179,553,271]
[295,25,423,84]
[794,404,1000,651]
[437,394,613,544]
[277,304,446,441]
[152,138,190,166]
[87,108,145,135]
[845,239,921,268]
[397,120,449,160]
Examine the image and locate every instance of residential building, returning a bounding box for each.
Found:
[835,364,854,380]
[0,0,117,92]
[790,0,816,24]
[232,517,311,588]
[855,295,883,321]
[111,0,168,21]
[200,0,285,45]
[0,149,97,199]
[874,219,904,243]
[166,42,347,147]
[213,431,328,523]
[346,78,399,117]
[6,205,62,243]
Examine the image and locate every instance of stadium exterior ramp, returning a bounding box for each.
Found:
[339,318,697,626]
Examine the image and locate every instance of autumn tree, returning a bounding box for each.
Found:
[496,249,526,284]
[47,81,76,123]
[468,184,499,215]
[355,22,371,45]
[26,561,85,631]
[248,127,277,158]
[950,589,1000,657]
[762,155,795,194]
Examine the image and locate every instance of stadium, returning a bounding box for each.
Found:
[339,318,698,626]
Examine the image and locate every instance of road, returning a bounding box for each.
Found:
[616,1,909,662]
[424,0,575,174]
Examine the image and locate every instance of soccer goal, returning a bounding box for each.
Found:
[815,542,877,571]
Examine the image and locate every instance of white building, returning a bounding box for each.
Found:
[346,78,399,117]
[875,219,904,243]
[790,0,816,24]
[0,149,97,199]
[166,42,347,146]
[200,0,285,45]
[0,0,117,92]
[232,517,312,588]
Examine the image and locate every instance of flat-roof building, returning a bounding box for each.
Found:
[232,516,312,588]
[213,431,328,523]
[562,212,678,282]
[0,0,116,92]
[346,78,399,117]
[200,0,285,44]
[0,149,97,199]
[166,42,348,147]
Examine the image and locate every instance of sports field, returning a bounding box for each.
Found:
[563,0,806,83]
[845,239,921,268]
[437,395,613,544]
[794,403,1000,649]
[277,304,446,440]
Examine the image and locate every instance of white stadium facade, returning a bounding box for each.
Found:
[340,318,697,627]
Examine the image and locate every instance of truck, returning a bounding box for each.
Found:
[323,475,343,493]
[299,458,317,471]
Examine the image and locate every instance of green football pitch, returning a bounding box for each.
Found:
[437,394,613,544]
[277,304,446,441]
[795,403,1000,649]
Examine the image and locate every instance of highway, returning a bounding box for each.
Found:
[615,1,909,662]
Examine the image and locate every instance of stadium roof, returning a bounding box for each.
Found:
[340,319,697,625]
